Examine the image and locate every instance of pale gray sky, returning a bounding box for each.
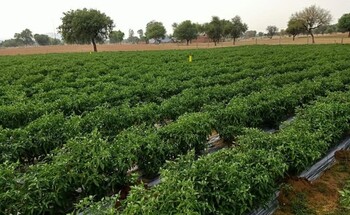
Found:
[0,0,349,40]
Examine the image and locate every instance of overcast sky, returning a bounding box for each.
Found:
[1,0,349,40]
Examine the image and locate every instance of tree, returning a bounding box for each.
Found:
[325,24,338,34]
[110,30,125,44]
[145,21,166,43]
[225,16,248,45]
[279,29,287,36]
[173,20,198,45]
[58,8,114,52]
[266,26,278,39]
[34,34,50,45]
[292,5,332,43]
[258,32,264,37]
[14,29,34,46]
[204,16,224,46]
[0,39,23,47]
[195,23,205,34]
[338,13,350,37]
[244,30,256,39]
[286,18,305,40]
[127,29,139,44]
[137,29,147,43]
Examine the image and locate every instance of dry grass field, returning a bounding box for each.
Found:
[0,33,349,56]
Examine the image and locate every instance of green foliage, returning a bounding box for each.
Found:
[266,25,278,39]
[0,45,350,214]
[292,5,332,43]
[0,38,24,47]
[58,8,114,51]
[158,112,214,157]
[34,34,50,45]
[69,195,119,215]
[14,28,34,45]
[286,18,305,40]
[204,16,224,45]
[173,20,198,45]
[122,149,287,214]
[224,15,248,44]
[109,30,125,43]
[340,180,350,210]
[291,192,316,215]
[338,13,350,37]
[145,20,166,43]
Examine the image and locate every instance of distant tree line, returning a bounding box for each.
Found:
[0,29,61,48]
[2,6,350,51]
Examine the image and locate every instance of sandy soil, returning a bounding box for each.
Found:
[0,33,349,56]
[274,150,350,215]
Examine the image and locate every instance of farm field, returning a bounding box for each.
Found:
[0,45,350,214]
[0,33,349,56]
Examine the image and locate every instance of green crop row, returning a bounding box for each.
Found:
[1,64,349,165]
[1,45,350,214]
[1,77,348,214]
[117,89,350,215]
[1,45,349,129]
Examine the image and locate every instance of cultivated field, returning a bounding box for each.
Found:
[0,33,349,56]
[1,45,350,214]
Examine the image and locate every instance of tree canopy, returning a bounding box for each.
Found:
[225,16,248,45]
[145,21,166,43]
[266,26,278,39]
[286,18,305,40]
[173,20,198,45]
[14,29,34,46]
[34,34,50,46]
[58,8,114,52]
[204,16,224,46]
[292,5,332,43]
[109,30,125,44]
[338,13,350,37]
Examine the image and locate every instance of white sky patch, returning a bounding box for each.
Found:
[0,0,349,40]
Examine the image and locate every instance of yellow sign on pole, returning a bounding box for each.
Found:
[188,54,193,62]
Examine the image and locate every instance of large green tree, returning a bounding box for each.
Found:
[205,16,224,46]
[338,13,350,37]
[292,5,332,43]
[286,18,305,40]
[34,34,50,45]
[14,29,34,46]
[145,21,166,43]
[173,20,198,45]
[58,8,114,52]
[109,30,124,44]
[225,16,248,45]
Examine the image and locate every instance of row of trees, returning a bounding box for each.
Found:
[2,6,349,51]
[0,29,61,48]
[58,6,349,51]
[286,6,350,43]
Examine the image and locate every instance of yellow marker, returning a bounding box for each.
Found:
[188,54,192,62]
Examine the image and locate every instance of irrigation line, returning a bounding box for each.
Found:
[247,136,350,215]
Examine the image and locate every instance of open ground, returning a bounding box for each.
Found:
[0,33,349,56]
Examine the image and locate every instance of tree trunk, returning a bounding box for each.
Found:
[92,38,97,52]
[233,38,236,45]
[348,31,350,38]
[186,40,189,45]
[292,35,295,41]
[310,31,315,44]
[214,40,217,46]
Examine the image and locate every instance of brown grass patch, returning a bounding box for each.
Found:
[1,33,349,56]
